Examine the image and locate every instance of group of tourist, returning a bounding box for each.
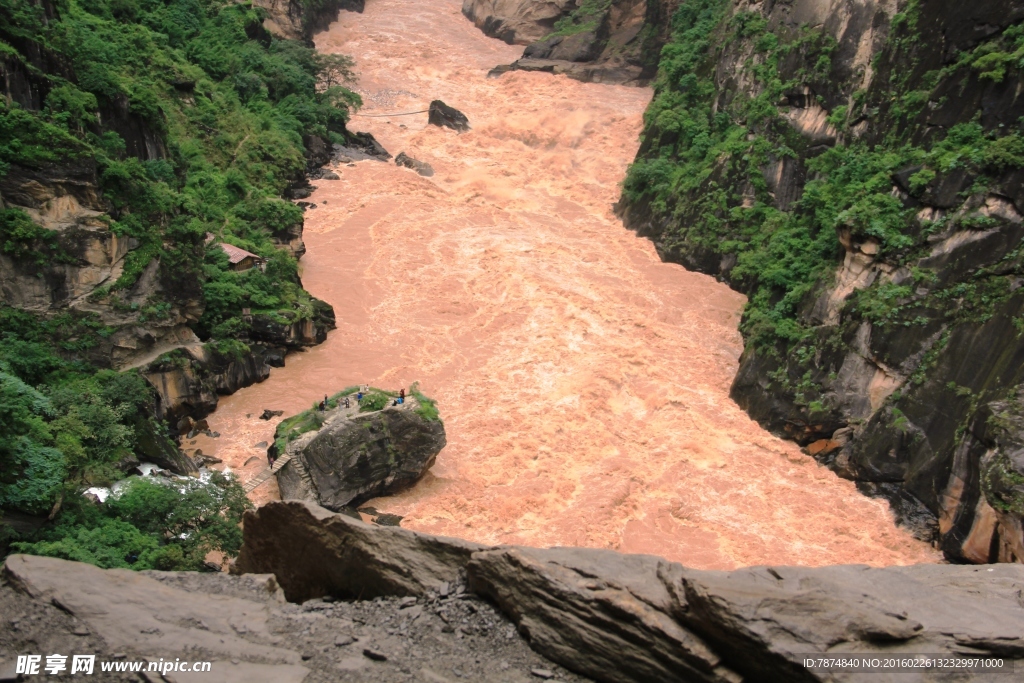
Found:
[268,386,408,469]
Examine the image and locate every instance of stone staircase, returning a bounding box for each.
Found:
[243,454,292,493]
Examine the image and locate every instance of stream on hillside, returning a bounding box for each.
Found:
[191,0,939,569]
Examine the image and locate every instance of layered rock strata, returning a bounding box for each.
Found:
[462,0,577,45]
[1,553,580,683]
[235,501,1024,683]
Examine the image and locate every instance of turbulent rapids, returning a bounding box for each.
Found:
[194,0,939,569]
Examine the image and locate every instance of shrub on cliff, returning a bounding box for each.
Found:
[0,0,360,336]
[0,0,359,567]
[12,473,251,571]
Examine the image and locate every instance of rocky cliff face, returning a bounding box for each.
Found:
[463,0,577,45]
[477,0,682,85]
[234,500,1024,683]
[618,0,1024,562]
[254,0,365,43]
[275,400,446,510]
[0,0,349,501]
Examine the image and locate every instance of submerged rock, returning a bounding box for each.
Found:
[393,152,434,178]
[428,100,470,132]
[334,131,392,161]
[274,396,446,510]
[395,152,435,177]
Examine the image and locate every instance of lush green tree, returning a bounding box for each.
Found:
[13,473,251,571]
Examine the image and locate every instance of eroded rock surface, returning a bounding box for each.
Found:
[235,501,1024,683]
[254,0,365,42]
[462,0,576,45]
[1,553,586,683]
[274,400,446,510]
[480,0,683,86]
[234,500,480,603]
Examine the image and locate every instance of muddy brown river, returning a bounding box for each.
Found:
[194,0,939,569]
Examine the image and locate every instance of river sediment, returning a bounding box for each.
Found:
[194,0,939,569]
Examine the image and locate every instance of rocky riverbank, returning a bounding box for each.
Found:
[472,0,682,86]
[616,0,1024,563]
[6,501,1018,683]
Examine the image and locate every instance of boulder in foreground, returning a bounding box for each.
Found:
[274,389,445,510]
[235,500,1024,683]
[428,100,470,132]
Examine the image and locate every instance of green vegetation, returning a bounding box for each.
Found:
[12,473,251,571]
[409,382,440,422]
[623,0,1024,365]
[0,208,74,269]
[549,0,613,37]
[1,0,360,337]
[273,386,371,453]
[0,305,251,569]
[358,389,392,413]
[271,385,440,453]
[1,0,359,570]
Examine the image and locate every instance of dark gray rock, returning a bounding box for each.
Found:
[3,552,579,683]
[274,401,446,510]
[232,500,482,603]
[488,58,645,86]
[524,32,603,62]
[334,131,391,161]
[428,100,470,132]
[233,502,1024,683]
[395,152,435,177]
[468,547,738,683]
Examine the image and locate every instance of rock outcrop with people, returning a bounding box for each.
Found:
[274,390,446,510]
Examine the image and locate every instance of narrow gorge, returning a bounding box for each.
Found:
[3,0,1024,681]
[191,0,939,570]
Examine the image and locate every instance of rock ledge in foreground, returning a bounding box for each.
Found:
[235,500,1024,683]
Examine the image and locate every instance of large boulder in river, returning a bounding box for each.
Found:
[428,100,470,132]
[274,395,446,510]
[235,500,1024,683]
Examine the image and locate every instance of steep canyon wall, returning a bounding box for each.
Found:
[0,0,351,454]
[619,0,1024,563]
